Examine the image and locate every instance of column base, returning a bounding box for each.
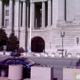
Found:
[73,19,80,25]
[57,20,66,24]
[47,25,52,29]
[40,27,45,29]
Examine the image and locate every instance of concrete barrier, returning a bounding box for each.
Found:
[76,53,80,58]
[51,53,55,57]
[59,53,62,58]
[0,51,4,55]
[8,65,23,80]
[5,52,11,55]
[31,66,53,80]
[67,53,72,58]
[63,67,80,80]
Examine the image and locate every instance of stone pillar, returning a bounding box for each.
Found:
[48,0,51,26]
[9,0,13,29]
[30,2,35,29]
[0,0,2,28]
[74,0,80,24]
[22,1,26,27]
[14,0,20,30]
[28,2,35,51]
[52,0,58,28]
[58,0,65,24]
[27,3,29,27]
[66,0,74,21]
[19,2,22,27]
[42,2,45,28]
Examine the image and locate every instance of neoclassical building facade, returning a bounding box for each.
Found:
[0,0,80,55]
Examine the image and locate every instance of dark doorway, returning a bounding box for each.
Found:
[31,36,45,52]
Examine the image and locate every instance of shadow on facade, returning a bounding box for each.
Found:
[31,36,45,53]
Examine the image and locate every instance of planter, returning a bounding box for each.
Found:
[8,65,23,80]
[31,66,53,80]
[63,67,80,80]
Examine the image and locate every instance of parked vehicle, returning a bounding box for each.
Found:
[0,57,39,78]
[76,59,80,67]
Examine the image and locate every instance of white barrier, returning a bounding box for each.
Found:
[67,53,72,58]
[5,52,11,55]
[0,51,4,55]
[37,53,41,57]
[51,53,55,57]
[59,53,62,58]
[23,52,27,56]
[44,53,48,57]
[76,53,80,58]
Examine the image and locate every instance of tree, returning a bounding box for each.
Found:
[0,28,8,51]
[7,33,19,51]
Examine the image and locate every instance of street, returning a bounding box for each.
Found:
[0,55,79,80]
[28,57,79,80]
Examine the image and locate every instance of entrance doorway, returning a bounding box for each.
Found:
[31,36,45,52]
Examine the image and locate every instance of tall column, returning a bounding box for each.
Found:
[58,0,65,23]
[0,0,2,28]
[52,0,58,28]
[9,0,13,29]
[19,2,22,27]
[48,0,51,26]
[66,0,74,21]
[42,2,45,28]
[74,0,80,24]
[22,1,26,27]
[30,2,35,29]
[14,0,20,29]
[28,2,35,52]
[27,3,29,27]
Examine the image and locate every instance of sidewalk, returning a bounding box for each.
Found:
[0,77,30,80]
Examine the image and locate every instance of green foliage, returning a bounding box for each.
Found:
[0,28,8,51]
[7,33,19,51]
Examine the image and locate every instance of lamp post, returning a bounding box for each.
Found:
[76,37,79,53]
[61,31,65,57]
[76,37,79,46]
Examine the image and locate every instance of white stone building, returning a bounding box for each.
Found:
[0,0,80,56]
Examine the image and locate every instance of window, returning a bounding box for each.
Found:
[5,19,9,26]
[6,10,9,16]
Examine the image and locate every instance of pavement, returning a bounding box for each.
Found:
[0,77,30,80]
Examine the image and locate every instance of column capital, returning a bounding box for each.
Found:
[30,2,34,4]
[23,0,27,2]
[14,0,20,2]
[42,1,45,3]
